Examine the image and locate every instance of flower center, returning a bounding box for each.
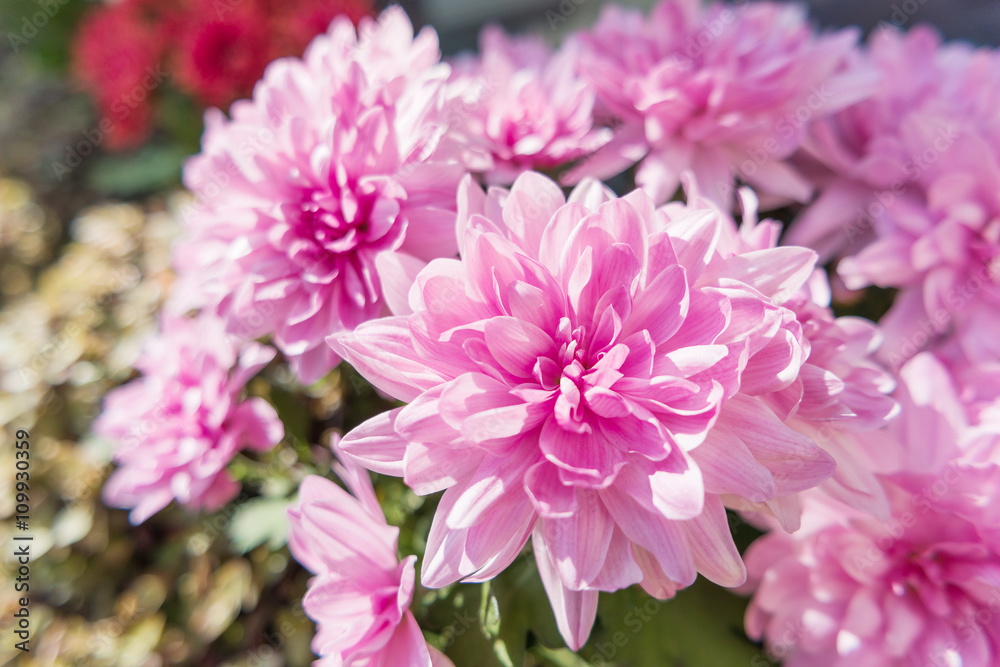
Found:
[541,316,630,431]
[301,200,365,255]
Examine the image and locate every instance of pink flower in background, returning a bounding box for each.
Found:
[769,272,899,517]
[174,7,467,383]
[330,171,833,649]
[288,451,452,667]
[446,26,612,184]
[703,190,898,519]
[933,334,1000,419]
[785,27,1000,368]
[96,315,283,524]
[744,468,1000,667]
[743,353,1000,666]
[570,0,875,207]
[785,27,974,258]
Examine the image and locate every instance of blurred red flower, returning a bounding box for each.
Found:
[72,0,374,150]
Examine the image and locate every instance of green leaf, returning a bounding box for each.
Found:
[267,384,311,448]
[423,584,500,667]
[157,88,205,154]
[87,145,187,197]
[480,583,501,638]
[226,497,291,554]
[493,638,516,667]
[578,578,761,667]
[1,0,88,72]
[532,646,593,667]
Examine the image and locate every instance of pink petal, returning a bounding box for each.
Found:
[600,483,696,587]
[622,264,690,345]
[589,527,644,592]
[445,449,535,529]
[340,408,409,477]
[502,172,566,257]
[524,460,578,518]
[540,417,625,485]
[533,528,600,651]
[462,499,536,582]
[681,495,746,587]
[230,397,284,452]
[329,317,445,402]
[403,442,482,495]
[690,427,776,502]
[368,612,435,667]
[374,251,427,316]
[483,317,557,379]
[396,385,464,446]
[541,489,615,589]
[723,247,817,304]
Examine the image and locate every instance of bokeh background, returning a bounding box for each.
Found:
[0,1,992,665]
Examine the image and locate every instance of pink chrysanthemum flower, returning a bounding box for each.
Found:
[744,356,1000,667]
[173,7,467,383]
[785,27,1000,369]
[707,190,899,518]
[785,27,973,257]
[770,272,899,517]
[96,315,283,524]
[932,334,1000,419]
[288,448,453,667]
[446,26,612,184]
[329,172,833,649]
[568,0,875,207]
[744,471,1000,667]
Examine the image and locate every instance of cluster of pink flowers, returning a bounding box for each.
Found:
[736,25,1000,663]
[96,314,283,523]
[568,0,877,207]
[94,2,1000,665]
[445,27,612,184]
[744,353,1000,666]
[787,26,1000,371]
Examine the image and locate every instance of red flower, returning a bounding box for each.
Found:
[173,0,272,108]
[72,2,167,149]
[271,0,375,55]
[72,0,374,150]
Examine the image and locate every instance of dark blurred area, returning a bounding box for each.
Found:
[415,0,1000,53]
